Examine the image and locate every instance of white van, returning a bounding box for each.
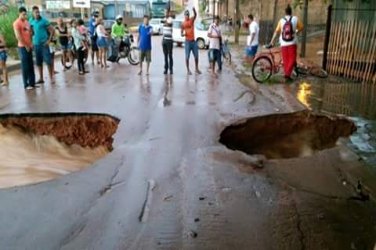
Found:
[172,19,210,49]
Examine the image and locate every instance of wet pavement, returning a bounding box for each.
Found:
[0,36,376,250]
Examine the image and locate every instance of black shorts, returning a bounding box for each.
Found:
[91,36,98,51]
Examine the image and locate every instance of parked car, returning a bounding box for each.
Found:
[172,19,210,49]
[150,18,163,35]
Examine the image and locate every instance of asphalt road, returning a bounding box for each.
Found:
[0,35,375,250]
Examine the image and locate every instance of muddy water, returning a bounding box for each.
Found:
[0,124,109,188]
[295,80,376,166]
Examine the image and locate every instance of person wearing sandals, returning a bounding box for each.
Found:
[95,18,109,68]
[29,6,55,84]
[0,33,9,86]
[71,19,88,75]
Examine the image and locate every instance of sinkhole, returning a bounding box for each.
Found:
[219,111,356,159]
[0,113,119,188]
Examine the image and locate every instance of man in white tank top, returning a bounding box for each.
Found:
[270,4,303,82]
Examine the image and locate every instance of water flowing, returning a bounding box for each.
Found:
[0,124,109,188]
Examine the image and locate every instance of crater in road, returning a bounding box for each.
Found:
[219,110,356,159]
[0,113,119,188]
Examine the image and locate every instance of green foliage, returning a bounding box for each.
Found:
[0,5,18,48]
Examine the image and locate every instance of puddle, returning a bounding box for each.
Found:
[219,111,356,159]
[0,113,119,188]
[295,81,376,167]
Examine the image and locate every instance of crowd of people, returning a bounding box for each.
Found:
[0,4,302,90]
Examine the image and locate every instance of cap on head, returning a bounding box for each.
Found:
[184,10,189,16]
[92,11,99,17]
[116,15,122,20]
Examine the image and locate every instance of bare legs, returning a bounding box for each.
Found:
[0,60,8,85]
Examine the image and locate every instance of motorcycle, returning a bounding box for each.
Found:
[113,34,140,65]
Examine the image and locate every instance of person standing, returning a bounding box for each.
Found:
[181,8,201,75]
[95,18,109,68]
[13,7,36,90]
[71,19,87,75]
[137,15,152,75]
[29,6,55,84]
[162,10,173,75]
[89,11,99,64]
[245,14,259,64]
[0,33,9,86]
[270,4,303,82]
[207,15,222,76]
[56,17,72,71]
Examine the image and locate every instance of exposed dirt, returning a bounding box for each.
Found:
[0,113,120,150]
[219,110,356,159]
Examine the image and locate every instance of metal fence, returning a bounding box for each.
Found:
[323,6,376,83]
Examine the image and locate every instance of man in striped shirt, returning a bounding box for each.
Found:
[162,10,173,74]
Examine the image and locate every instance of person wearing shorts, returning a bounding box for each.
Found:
[89,11,99,64]
[137,15,152,75]
[181,8,201,75]
[95,18,109,68]
[56,17,72,70]
[0,33,9,86]
[245,14,259,64]
[30,6,55,84]
[208,15,222,76]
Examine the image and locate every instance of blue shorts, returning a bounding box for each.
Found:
[246,45,258,57]
[34,44,52,66]
[0,51,7,62]
[208,49,221,62]
[97,37,108,48]
[61,43,72,51]
[185,40,198,60]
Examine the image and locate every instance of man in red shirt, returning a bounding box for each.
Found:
[13,6,36,90]
[181,8,201,75]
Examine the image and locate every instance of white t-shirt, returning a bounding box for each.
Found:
[96,24,107,38]
[247,20,259,47]
[208,23,221,50]
[278,15,300,46]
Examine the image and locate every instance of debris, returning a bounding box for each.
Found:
[255,191,261,198]
[163,195,173,201]
[199,197,206,201]
[189,230,198,238]
[194,218,200,222]
[221,187,232,192]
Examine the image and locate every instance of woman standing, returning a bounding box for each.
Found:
[0,33,9,86]
[95,18,109,68]
[56,17,72,70]
[71,19,88,75]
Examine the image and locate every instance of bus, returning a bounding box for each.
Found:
[149,0,168,19]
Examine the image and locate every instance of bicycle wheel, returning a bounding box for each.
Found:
[128,47,140,65]
[310,68,328,78]
[252,56,273,83]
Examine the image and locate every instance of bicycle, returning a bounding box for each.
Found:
[251,44,328,83]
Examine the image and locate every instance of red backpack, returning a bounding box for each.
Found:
[282,17,294,42]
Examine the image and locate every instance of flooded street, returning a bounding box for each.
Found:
[295,80,376,167]
[0,35,375,250]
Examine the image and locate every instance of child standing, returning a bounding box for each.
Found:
[0,33,9,86]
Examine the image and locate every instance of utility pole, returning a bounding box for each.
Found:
[234,0,240,44]
[301,0,308,57]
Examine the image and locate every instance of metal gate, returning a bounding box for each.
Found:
[323,5,376,83]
